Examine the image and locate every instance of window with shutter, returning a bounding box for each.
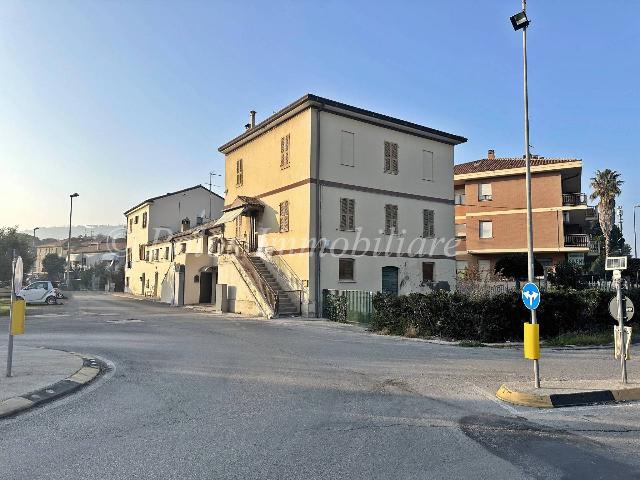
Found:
[236,159,243,186]
[279,201,289,232]
[385,204,398,235]
[339,198,355,231]
[280,134,290,169]
[423,209,435,237]
[384,141,398,174]
[338,258,355,281]
[478,183,492,201]
[422,262,435,283]
[142,212,147,228]
[235,216,242,238]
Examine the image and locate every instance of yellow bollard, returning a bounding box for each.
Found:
[11,299,26,335]
[523,322,540,360]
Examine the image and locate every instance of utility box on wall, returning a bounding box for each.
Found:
[215,284,228,312]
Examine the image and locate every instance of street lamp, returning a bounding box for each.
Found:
[66,193,79,285]
[208,171,222,220]
[511,0,539,388]
[32,227,39,252]
[634,205,640,258]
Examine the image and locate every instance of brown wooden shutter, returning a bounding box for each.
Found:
[348,199,355,231]
[391,142,398,173]
[422,262,434,282]
[339,258,354,281]
[236,159,243,186]
[385,204,398,234]
[280,201,289,232]
[340,198,348,231]
[280,134,290,168]
[423,209,435,237]
[384,141,391,172]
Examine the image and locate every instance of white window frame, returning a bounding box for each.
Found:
[479,220,493,239]
[422,150,434,181]
[478,183,492,201]
[340,131,355,167]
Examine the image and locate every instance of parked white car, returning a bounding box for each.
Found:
[17,281,58,305]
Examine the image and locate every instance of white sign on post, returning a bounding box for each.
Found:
[13,256,23,295]
[615,326,632,360]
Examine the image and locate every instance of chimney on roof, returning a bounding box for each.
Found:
[249,110,256,129]
[181,217,191,232]
[487,149,495,160]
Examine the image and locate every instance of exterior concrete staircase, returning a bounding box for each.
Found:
[249,256,301,317]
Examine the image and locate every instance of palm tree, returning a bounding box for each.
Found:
[589,169,623,258]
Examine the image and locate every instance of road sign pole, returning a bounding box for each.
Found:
[521,0,539,389]
[6,249,16,377]
[616,276,628,384]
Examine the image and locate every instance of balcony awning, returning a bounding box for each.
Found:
[212,207,244,227]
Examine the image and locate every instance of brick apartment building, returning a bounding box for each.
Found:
[454,150,599,277]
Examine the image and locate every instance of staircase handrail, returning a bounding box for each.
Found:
[262,246,307,294]
[233,239,279,313]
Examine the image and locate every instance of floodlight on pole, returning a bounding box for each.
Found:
[511,0,540,389]
[66,193,79,285]
[510,11,530,31]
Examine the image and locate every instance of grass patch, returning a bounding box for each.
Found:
[0,298,10,316]
[544,330,639,347]
[458,340,485,348]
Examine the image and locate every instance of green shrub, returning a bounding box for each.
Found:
[324,293,349,323]
[370,288,639,342]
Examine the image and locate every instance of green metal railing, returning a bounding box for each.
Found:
[322,289,375,324]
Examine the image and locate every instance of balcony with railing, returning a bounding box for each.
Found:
[562,193,587,206]
[565,233,589,247]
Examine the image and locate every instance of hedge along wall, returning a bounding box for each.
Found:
[370,289,640,343]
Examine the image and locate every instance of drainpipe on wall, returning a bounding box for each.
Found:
[314,106,323,317]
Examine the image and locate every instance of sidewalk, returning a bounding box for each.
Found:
[0,346,101,417]
[497,379,640,408]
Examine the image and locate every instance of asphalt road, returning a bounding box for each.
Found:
[1,292,639,479]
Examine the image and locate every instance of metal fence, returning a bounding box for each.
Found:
[323,289,375,324]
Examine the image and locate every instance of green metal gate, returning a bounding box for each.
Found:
[323,289,375,323]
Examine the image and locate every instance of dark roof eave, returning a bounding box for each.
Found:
[218,94,467,154]
[123,185,223,216]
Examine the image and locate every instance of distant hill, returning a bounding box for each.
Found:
[21,225,126,241]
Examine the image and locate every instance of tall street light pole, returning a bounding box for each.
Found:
[511,1,539,388]
[32,226,39,253]
[208,171,222,220]
[633,206,637,258]
[67,193,79,285]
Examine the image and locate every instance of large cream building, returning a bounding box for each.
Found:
[214,94,467,316]
[124,185,224,298]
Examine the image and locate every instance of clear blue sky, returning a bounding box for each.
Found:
[1,1,638,244]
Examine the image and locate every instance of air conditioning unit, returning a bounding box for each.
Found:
[605,256,627,271]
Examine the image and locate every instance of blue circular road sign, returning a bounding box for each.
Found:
[522,282,541,310]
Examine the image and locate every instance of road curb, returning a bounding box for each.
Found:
[0,353,105,419]
[496,384,640,408]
